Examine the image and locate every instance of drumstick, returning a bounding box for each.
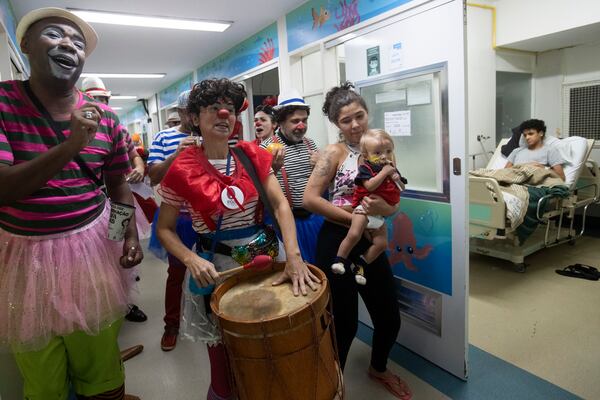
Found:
[219,255,273,279]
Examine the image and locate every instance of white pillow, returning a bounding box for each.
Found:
[489,154,508,170]
[559,136,588,187]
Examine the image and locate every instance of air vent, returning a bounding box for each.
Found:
[567,84,600,140]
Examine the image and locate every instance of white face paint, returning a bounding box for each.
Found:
[25,20,86,84]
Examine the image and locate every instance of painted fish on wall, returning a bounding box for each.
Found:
[312,6,331,29]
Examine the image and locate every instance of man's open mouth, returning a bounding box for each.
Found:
[50,54,77,69]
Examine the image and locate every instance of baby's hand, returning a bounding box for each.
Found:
[391,172,401,182]
[381,164,396,176]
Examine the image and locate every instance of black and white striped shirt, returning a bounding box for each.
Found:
[260,132,317,209]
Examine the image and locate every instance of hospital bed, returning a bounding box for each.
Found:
[469,136,599,272]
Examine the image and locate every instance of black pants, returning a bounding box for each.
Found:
[315,221,400,372]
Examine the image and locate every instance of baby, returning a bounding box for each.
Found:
[331,129,405,285]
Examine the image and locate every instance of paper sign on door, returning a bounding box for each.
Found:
[384,110,411,136]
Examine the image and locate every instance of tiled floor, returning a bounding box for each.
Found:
[118,247,449,399]
[469,235,600,400]
[2,236,598,399]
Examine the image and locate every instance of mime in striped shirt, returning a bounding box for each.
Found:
[260,89,324,265]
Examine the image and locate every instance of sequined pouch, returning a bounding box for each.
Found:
[230,226,279,265]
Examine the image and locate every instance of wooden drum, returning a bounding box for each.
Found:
[210,262,343,400]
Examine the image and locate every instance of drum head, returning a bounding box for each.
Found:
[218,270,322,321]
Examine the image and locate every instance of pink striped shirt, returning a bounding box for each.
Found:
[0,80,131,236]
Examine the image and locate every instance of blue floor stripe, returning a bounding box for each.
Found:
[356,322,582,400]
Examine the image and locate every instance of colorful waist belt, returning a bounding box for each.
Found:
[197,225,278,265]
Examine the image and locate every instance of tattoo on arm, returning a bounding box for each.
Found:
[316,150,334,177]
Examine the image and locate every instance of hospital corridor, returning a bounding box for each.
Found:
[1,1,599,399]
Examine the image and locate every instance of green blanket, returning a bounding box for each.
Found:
[516,185,570,244]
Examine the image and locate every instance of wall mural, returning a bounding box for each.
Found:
[387,197,452,295]
[196,23,278,81]
[158,73,193,109]
[286,0,415,52]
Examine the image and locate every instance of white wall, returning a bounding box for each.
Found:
[534,42,600,137]
[495,0,600,46]
[533,50,563,136]
[467,6,496,169]
[563,42,600,84]
[466,1,600,170]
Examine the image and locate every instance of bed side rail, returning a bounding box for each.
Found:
[469,177,507,238]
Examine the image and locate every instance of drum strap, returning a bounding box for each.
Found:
[205,152,232,261]
[199,154,230,315]
[231,147,281,235]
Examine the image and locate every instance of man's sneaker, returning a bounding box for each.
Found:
[161,329,178,351]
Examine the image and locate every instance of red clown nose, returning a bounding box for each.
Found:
[297,122,306,130]
[217,108,230,119]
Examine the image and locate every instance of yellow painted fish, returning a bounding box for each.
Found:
[311,6,330,30]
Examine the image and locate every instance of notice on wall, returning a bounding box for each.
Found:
[384,110,411,136]
[366,46,381,76]
[390,42,404,71]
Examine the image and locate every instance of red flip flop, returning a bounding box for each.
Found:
[368,370,413,400]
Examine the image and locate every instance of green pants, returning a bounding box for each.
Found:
[13,320,124,400]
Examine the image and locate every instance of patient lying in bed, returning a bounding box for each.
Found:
[470,119,571,241]
[504,119,566,181]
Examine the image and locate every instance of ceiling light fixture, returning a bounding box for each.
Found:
[80,73,165,79]
[111,107,123,110]
[69,9,231,32]
[110,95,138,100]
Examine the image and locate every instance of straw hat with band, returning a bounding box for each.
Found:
[16,7,98,56]
[81,76,111,98]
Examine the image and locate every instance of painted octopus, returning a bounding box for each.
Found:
[388,212,433,271]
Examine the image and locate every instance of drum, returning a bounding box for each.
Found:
[211,262,343,400]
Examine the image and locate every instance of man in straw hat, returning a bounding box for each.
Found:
[165,111,181,128]
[260,89,323,265]
[0,7,142,400]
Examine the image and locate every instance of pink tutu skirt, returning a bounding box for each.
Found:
[0,204,135,352]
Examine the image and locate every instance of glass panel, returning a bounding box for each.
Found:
[304,94,328,150]
[360,71,444,196]
[301,52,323,93]
[496,71,532,145]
